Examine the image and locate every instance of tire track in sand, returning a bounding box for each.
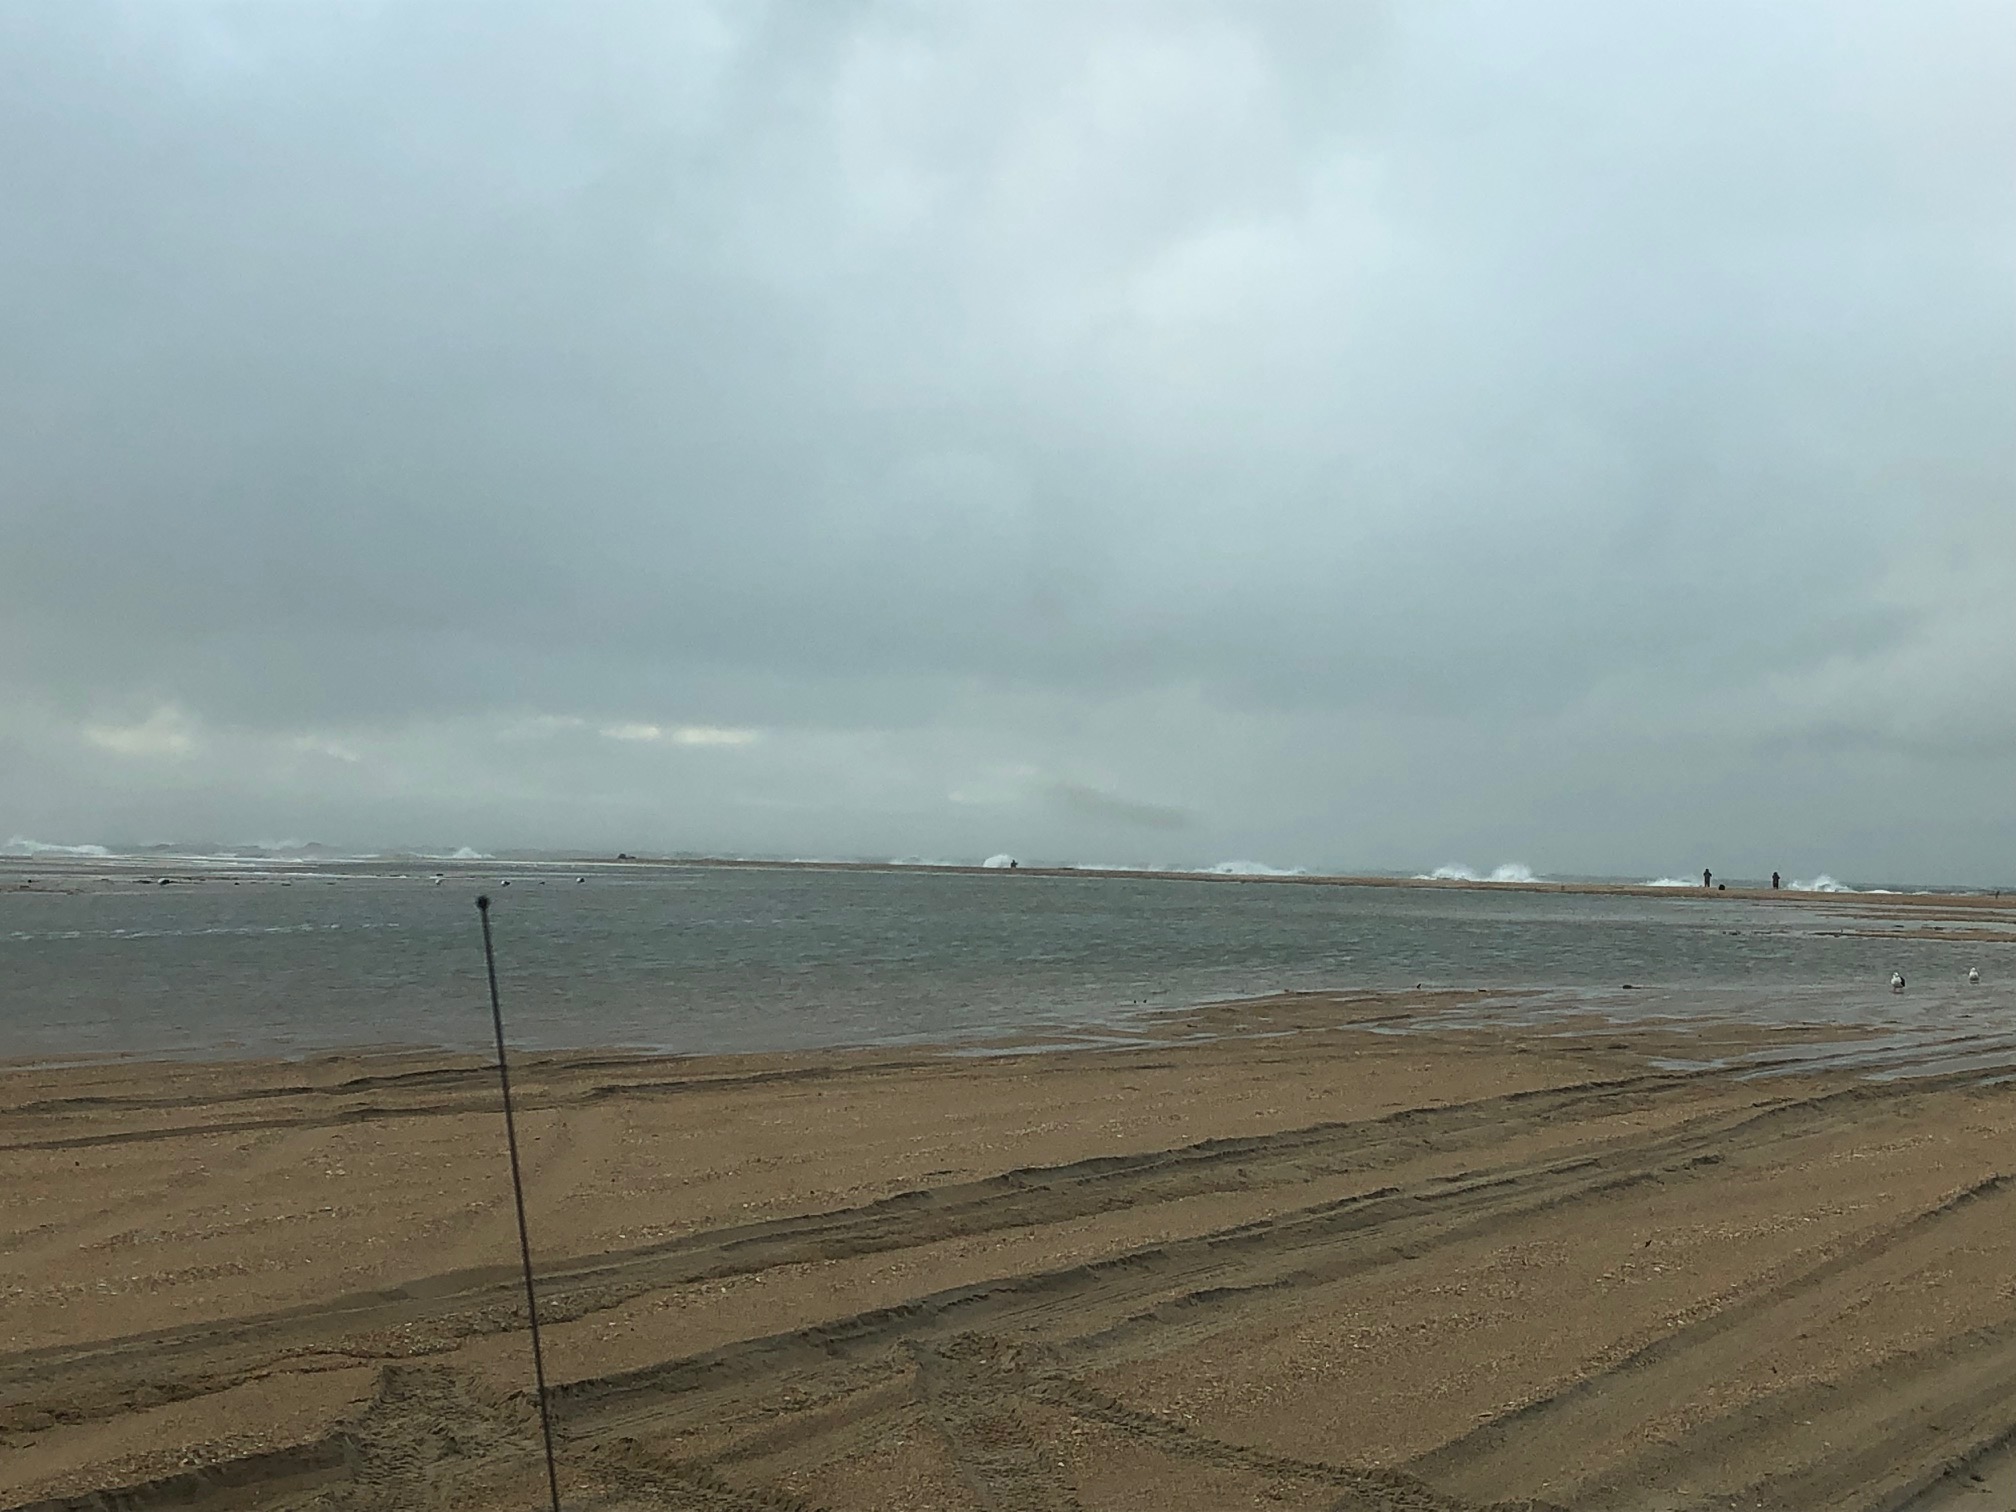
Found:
[0,1071,1746,1434]
[10,1070,2004,1512]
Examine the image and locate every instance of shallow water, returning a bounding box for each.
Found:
[3,859,2012,1061]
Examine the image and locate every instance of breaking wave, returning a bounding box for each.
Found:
[4,836,113,858]
[1422,862,1537,884]
[980,854,1018,869]
[1201,860,1308,877]
[1792,874,1856,893]
[1642,876,1699,888]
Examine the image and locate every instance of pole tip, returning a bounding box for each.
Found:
[476,894,491,911]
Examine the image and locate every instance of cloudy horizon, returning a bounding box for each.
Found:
[4,2,2012,885]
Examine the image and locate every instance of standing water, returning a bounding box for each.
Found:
[4,859,2013,1061]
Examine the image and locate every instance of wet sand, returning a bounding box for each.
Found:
[6,991,2016,1510]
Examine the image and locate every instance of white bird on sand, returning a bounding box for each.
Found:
[1891,971,1906,994]
[1969,966,1981,984]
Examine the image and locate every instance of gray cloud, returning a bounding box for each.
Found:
[2,1,2012,879]
[1046,781,1192,833]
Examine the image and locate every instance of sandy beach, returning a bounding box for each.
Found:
[6,991,2016,1511]
[8,5,2008,1509]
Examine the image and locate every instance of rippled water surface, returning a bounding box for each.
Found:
[4,860,2013,1059]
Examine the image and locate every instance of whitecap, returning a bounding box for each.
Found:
[3,836,113,858]
[1421,862,1537,884]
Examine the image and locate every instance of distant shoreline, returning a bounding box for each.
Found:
[589,854,2016,906]
[10,848,2008,908]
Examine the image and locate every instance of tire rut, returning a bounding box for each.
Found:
[541,1087,1872,1438]
[0,1071,1738,1431]
[911,1340,1086,1512]
[12,1070,1975,1512]
[1408,1159,2016,1506]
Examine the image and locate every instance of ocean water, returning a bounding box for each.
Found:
[3,859,2013,1061]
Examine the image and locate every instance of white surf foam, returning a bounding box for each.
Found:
[1201,860,1308,877]
[1792,875,1857,893]
[3,836,113,858]
[1642,877,1699,888]
[980,854,1018,869]
[1421,863,1537,884]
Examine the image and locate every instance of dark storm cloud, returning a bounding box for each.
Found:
[1047,781,1191,833]
[2,1,2011,876]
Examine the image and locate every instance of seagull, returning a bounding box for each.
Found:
[1891,971,1906,994]
[1969,966,1981,985]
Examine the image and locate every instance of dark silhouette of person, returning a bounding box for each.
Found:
[1703,868,1712,889]
[1771,872,1781,889]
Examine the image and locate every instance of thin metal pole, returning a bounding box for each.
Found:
[477,894,563,1512]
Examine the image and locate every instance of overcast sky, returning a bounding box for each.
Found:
[3,1,2011,881]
